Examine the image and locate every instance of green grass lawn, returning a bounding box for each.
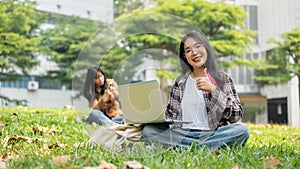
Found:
[0,106,299,169]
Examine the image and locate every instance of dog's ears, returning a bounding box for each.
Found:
[107,79,119,90]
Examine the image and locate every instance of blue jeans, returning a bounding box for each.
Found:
[87,109,123,126]
[141,123,250,150]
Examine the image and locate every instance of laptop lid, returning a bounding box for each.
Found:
[118,80,167,124]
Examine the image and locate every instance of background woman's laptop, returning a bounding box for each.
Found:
[118,80,191,125]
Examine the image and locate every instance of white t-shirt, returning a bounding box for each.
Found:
[181,75,211,130]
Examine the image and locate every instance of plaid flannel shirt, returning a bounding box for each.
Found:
[165,70,244,130]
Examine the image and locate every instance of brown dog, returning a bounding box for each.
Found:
[95,79,122,118]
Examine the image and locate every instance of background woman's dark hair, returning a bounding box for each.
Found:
[83,66,108,102]
[179,30,224,87]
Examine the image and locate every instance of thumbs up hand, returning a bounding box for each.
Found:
[196,68,216,94]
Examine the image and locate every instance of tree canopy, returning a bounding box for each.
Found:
[0,0,43,105]
[107,0,255,84]
[254,27,300,101]
[0,0,42,78]
[115,0,254,56]
[1,0,256,102]
[40,14,102,89]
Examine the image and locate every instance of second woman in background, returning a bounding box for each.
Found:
[83,66,123,126]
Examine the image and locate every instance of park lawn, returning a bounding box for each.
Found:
[0,106,299,169]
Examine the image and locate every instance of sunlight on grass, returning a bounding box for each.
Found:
[1,107,300,169]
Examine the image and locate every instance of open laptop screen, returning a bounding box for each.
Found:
[118,80,167,124]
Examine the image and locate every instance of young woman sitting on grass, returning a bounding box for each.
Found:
[141,30,250,150]
[83,66,123,126]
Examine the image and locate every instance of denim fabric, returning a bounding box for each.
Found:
[112,114,124,124]
[141,123,250,150]
[88,109,123,126]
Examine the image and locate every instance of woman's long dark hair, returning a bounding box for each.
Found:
[83,66,108,102]
[179,30,224,87]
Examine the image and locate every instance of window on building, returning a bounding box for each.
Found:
[243,5,258,44]
[249,6,258,30]
[245,54,253,84]
[228,53,260,85]
[230,67,238,85]
[237,65,244,84]
[0,75,63,90]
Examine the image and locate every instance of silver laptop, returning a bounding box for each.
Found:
[118,80,191,125]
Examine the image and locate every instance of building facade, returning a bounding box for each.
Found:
[257,0,300,126]
[222,0,300,126]
[1,0,299,126]
[0,0,113,108]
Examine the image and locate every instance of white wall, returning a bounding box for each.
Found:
[260,84,288,99]
[236,84,260,94]
[287,77,300,127]
[35,0,114,22]
[259,0,300,51]
[0,88,87,109]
